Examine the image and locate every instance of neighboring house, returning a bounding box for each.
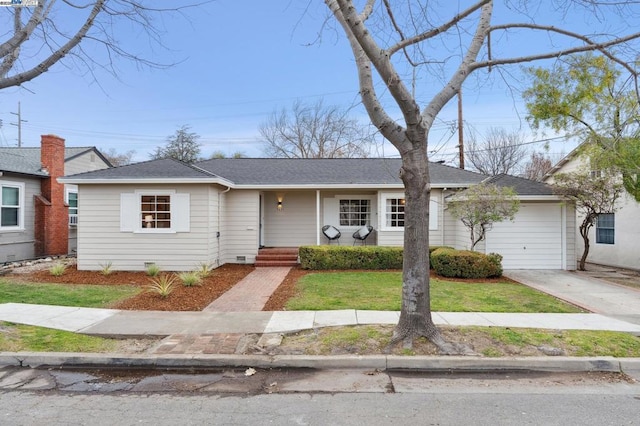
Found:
[0,135,111,263]
[60,157,575,271]
[544,144,639,270]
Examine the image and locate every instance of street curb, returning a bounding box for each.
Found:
[0,352,631,373]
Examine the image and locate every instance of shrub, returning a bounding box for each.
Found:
[299,246,403,270]
[49,263,67,277]
[146,274,176,298]
[99,261,113,276]
[145,263,161,277]
[178,271,202,287]
[428,246,454,269]
[430,247,503,279]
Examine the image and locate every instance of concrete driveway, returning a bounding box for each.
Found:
[505,269,640,325]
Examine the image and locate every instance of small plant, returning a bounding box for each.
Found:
[49,263,67,277]
[99,261,113,276]
[178,271,202,287]
[145,263,161,277]
[146,274,176,298]
[195,262,214,278]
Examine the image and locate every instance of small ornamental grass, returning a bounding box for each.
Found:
[145,263,161,277]
[146,274,176,298]
[49,263,67,277]
[99,261,114,276]
[196,262,214,278]
[178,271,202,287]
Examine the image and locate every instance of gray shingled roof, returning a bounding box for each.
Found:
[64,157,488,186]
[67,158,220,180]
[486,173,555,196]
[0,146,107,177]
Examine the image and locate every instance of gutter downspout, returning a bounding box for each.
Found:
[217,185,232,266]
[316,190,321,245]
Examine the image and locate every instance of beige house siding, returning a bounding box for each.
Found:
[221,190,259,264]
[376,190,442,247]
[77,184,212,271]
[263,191,317,247]
[65,152,110,255]
[65,151,111,175]
[546,152,639,270]
[0,175,40,263]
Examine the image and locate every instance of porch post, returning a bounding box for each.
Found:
[316,190,321,245]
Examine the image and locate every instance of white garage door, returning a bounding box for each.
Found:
[485,203,563,269]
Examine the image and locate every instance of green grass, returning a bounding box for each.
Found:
[285,271,583,313]
[0,322,118,352]
[0,279,140,308]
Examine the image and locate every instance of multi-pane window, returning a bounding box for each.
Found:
[385,198,405,228]
[339,199,370,227]
[67,191,78,226]
[141,195,171,229]
[1,185,20,228]
[596,213,615,244]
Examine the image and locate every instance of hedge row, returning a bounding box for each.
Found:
[299,245,503,278]
[299,246,403,270]
[430,247,503,279]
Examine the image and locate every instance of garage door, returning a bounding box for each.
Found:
[485,203,563,269]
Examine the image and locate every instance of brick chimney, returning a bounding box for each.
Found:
[34,134,69,257]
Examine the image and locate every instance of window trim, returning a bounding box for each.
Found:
[596,213,615,245]
[134,190,176,234]
[379,192,438,231]
[0,181,25,232]
[65,187,78,227]
[338,198,372,228]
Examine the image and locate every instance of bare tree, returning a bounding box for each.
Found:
[466,127,528,176]
[151,125,201,163]
[552,171,623,270]
[260,99,375,158]
[523,151,554,181]
[0,1,201,90]
[325,0,640,352]
[101,147,135,167]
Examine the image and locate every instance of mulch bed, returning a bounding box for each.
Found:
[8,263,255,311]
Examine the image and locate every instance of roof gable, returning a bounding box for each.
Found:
[0,146,111,177]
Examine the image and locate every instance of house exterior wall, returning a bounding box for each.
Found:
[263,191,318,247]
[221,189,259,264]
[320,190,379,245]
[65,151,111,175]
[547,154,639,270]
[65,150,110,254]
[76,183,213,271]
[0,174,41,263]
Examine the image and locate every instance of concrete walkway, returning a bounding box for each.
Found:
[505,269,640,325]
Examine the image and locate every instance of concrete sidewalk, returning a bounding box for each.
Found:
[1,303,640,338]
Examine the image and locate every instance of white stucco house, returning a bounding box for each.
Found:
[59,158,576,271]
[544,145,640,270]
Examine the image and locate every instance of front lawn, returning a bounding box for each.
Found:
[0,280,140,308]
[284,271,583,313]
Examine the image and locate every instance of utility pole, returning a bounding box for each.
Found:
[10,102,27,147]
[457,90,464,169]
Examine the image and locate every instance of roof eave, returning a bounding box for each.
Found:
[58,177,235,186]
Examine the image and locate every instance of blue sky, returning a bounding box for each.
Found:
[0,1,613,164]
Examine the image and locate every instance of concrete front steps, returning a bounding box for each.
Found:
[255,247,299,267]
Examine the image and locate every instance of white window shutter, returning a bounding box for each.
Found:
[172,193,190,232]
[120,193,136,232]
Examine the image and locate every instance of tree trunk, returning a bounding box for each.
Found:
[578,216,594,271]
